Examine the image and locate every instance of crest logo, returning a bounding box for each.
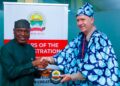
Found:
[29,13,45,32]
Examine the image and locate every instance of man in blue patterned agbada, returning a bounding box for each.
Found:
[41,3,120,86]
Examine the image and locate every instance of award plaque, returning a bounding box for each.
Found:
[50,70,63,84]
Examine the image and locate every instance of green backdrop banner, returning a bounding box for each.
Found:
[0,10,3,46]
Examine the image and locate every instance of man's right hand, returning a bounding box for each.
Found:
[40,56,53,64]
[32,58,48,68]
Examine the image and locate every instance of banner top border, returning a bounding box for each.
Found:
[3,2,68,7]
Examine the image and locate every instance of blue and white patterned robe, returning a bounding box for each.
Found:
[53,30,120,86]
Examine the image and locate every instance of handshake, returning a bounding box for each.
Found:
[32,56,73,83]
[32,56,53,69]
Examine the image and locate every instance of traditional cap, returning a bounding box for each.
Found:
[76,3,94,17]
[14,19,30,29]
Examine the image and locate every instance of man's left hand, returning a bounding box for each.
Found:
[60,74,71,83]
